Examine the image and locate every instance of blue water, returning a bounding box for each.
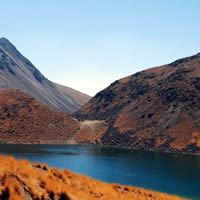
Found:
[0,144,199,199]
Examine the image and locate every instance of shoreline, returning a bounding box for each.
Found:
[0,155,184,200]
[0,141,199,156]
[0,143,193,199]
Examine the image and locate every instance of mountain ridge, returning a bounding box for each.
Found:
[0,37,90,113]
[75,52,200,154]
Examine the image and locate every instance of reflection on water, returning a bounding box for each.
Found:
[0,144,199,199]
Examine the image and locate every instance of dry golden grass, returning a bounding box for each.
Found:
[0,89,80,143]
[0,155,184,200]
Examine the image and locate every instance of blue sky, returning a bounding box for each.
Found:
[1,0,200,96]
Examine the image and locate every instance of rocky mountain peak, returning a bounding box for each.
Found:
[0,37,47,84]
[0,37,18,55]
[0,37,10,45]
[0,38,90,112]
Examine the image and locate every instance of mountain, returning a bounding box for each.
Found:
[0,37,90,113]
[55,83,90,107]
[76,53,200,154]
[0,89,79,143]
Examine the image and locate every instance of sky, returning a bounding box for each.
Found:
[1,0,200,96]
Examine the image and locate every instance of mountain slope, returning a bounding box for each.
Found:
[55,83,90,108]
[0,37,90,113]
[0,89,79,143]
[76,53,200,154]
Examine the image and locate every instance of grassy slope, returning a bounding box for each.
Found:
[0,155,184,200]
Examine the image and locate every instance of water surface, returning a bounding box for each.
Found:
[0,144,199,199]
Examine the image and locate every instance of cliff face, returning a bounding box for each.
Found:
[0,37,90,113]
[0,89,79,143]
[76,53,200,154]
[0,155,182,200]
